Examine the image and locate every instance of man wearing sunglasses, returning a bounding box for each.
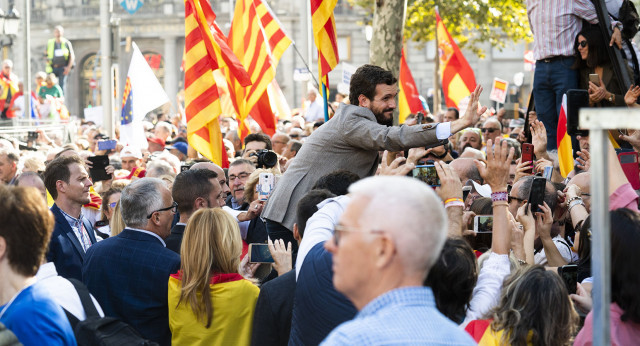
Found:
[481,117,502,145]
[321,176,475,345]
[82,178,180,345]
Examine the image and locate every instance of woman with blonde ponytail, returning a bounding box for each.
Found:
[168,208,259,345]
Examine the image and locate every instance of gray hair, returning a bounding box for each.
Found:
[145,160,176,179]
[120,178,165,229]
[348,176,447,279]
[0,148,19,163]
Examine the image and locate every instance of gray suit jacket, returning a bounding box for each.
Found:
[263,104,443,231]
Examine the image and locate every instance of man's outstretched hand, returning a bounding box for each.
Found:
[451,85,487,134]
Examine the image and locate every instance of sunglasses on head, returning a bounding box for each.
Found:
[578,41,588,48]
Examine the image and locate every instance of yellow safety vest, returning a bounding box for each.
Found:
[46,38,70,73]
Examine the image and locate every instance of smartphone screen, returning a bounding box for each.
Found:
[412,165,440,186]
[521,143,534,174]
[528,177,546,214]
[558,264,578,295]
[97,139,117,151]
[543,166,553,181]
[462,186,472,202]
[474,215,493,233]
[249,243,274,263]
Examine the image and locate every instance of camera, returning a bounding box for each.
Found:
[251,149,278,168]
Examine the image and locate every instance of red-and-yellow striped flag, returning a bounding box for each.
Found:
[184,0,250,166]
[398,48,425,124]
[436,9,476,108]
[557,94,573,178]
[311,0,339,108]
[227,0,291,140]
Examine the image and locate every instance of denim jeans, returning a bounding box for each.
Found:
[533,57,578,151]
[52,66,67,92]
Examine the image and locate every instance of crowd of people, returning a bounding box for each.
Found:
[2,3,640,343]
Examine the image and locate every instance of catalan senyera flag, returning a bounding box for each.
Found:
[227,0,291,140]
[436,9,476,109]
[398,48,425,124]
[311,0,339,115]
[557,94,573,178]
[184,0,250,166]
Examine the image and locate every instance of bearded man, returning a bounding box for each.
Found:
[262,64,487,251]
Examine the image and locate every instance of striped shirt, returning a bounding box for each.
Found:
[527,0,607,60]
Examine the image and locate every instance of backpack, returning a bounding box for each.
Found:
[64,279,159,346]
[614,0,640,40]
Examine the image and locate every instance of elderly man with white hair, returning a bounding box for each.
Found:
[321,176,475,345]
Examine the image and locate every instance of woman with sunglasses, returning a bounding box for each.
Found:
[574,27,629,108]
[96,186,123,237]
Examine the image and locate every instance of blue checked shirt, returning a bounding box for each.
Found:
[320,287,476,345]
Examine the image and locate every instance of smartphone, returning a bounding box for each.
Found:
[589,73,600,85]
[557,264,578,295]
[258,172,275,201]
[462,185,472,202]
[87,155,111,182]
[528,177,546,214]
[248,243,274,263]
[566,89,589,137]
[521,143,534,174]
[618,151,640,190]
[412,165,440,186]
[27,131,38,141]
[97,139,117,151]
[543,166,553,181]
[180,165,191,172]
[474,215,493,233]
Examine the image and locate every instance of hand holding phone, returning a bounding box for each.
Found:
[412,165,440,186]
[248,243,274,263]
[258,173,275,201]
[527,177,546,214]
[558,264,578,295]
[87,155,111,182]
[521,143,534,174]
[474,215,493,233]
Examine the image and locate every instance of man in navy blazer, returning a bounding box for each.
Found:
[82,178,180,346]
[43,155,98,281]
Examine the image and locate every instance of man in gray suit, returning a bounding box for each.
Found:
[262,64,486,250]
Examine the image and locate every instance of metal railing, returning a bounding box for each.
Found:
[579,107,640,346]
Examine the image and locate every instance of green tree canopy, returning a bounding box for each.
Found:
[349,0,531,57]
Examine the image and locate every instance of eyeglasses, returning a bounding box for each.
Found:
[577,41,588,48]
[333,224,384,247]
[228,172,250,182]
[481,128,498,133]
[508,195,525,203]
[108,202,117,208]
[290,134,300,138]
[146,201,178,219]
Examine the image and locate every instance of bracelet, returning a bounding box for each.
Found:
[491,191,508,203]
[492,201,508,207]
[567,196,582,204]
[444,198,464,204]
[568,200,585,213]
[445,201,465,208]
[517,258,527,266]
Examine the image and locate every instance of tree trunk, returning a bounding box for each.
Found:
[369,0,407,125]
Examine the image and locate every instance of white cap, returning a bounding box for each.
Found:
[471,181,492,198]
[120,146,142,159]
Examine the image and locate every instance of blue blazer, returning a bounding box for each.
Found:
[47,204,97,281]
[82,228,180,346]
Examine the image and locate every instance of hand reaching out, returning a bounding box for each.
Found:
[434,161,463,201]
[530,120,548,156]
[268,238,292,276]
[475,138,514,191]
[624,84,640,106]
[380,150,414,176]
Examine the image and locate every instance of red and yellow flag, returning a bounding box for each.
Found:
[227,0,291,140]
[311,0,339,106]
[557,94,573,178]
[398,48,425,124]
[436,9,476,108]
[184,0,250,166]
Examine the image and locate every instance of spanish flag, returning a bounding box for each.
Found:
[184,0,250,167]
[311,0,339,117]
[398,48,425,124]
[557,94,573,178]
[465,319,524,345]
[436,9,476,108]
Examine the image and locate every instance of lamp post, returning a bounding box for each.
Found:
[0,7,20,60]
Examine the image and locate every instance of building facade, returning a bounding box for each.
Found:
[9,0,529,119]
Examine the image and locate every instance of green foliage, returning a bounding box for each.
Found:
[348,0,531,57]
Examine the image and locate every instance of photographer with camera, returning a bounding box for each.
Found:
[241,133,279,170]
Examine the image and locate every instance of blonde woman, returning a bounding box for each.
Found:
[109,201,125,237]
[168,208,259,345]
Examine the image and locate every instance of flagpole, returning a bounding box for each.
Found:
[322,81,329,121]
[433,7,441,115]
[100,0,113,137]
[291,42,321,90]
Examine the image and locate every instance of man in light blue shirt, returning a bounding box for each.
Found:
[321,176,475,345]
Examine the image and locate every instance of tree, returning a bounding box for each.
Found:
[350,0,531,57]
[369,0,407,75]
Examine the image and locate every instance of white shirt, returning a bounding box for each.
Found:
[35,262,105,320]
[222,206,250,239]
[295,195,351,279]
[127,227,166,247]
[534,235,573,266]
[461,252,511,328]
[305,99,325,122]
